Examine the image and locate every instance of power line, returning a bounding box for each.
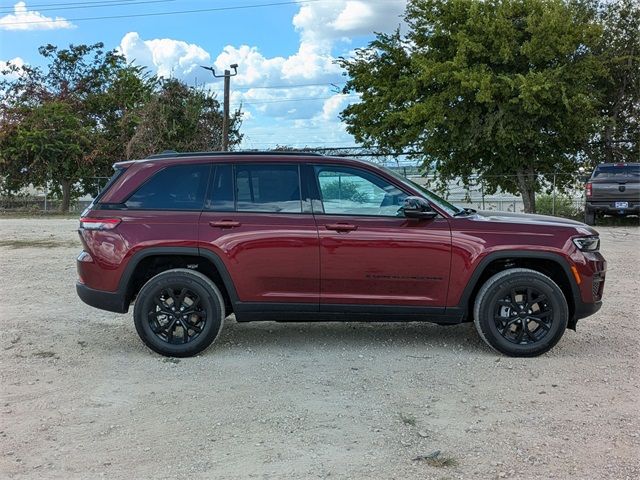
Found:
[0,0,175,14]
[2,0,138,8]
[233,94,358,107]
[226,81,346,92]
[3,0,322,25]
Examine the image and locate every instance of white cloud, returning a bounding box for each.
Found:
[0,57,26,80]
[119,32,210,83]
[0,1,74,31]
[117,1,408,149]
[293,0,406,44]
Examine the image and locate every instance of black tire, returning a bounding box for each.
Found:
[133,268,225,357]
[584,209,596,226]
[473,268,568,357]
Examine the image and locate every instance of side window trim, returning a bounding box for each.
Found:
[311,164,412,218]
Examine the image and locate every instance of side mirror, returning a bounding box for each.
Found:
[400,196,437,220]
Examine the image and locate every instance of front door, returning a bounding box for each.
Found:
[310,165,451,308]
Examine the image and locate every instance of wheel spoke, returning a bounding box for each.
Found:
[184,316,203,332]
[530,310,552,320]
[176,288,187,309]
[510,289,520,306]
[524,320,538,341]
[531,293,547,306]
[526,288,533,308]
[530,318,551,331]
[515,324,525,343]
[153,296,167,310]
[161,318,178,342]
[178,320,190,343]
[497,299,517,309]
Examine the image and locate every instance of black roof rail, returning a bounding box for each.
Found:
[146,150,324,159]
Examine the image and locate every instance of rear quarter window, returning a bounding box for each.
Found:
[125,164,211,210]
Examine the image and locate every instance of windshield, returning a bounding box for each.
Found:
[381,166,462,216]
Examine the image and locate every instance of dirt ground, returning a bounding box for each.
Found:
[0,218,638,480]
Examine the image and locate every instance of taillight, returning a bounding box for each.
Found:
[585,182,592,197]
[79,217,121,230]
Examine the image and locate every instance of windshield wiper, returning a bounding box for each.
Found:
[453,207,477,217]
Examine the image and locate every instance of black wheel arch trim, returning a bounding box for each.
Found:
[113,246,240,312]
[455,250,587,328]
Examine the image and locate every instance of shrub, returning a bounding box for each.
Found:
[536,194,581,218]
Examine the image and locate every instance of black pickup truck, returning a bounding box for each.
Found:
[585,163,640,225]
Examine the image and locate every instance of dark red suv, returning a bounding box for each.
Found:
[76,151,606,357]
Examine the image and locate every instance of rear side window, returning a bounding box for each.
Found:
[93,166,126,202]
[235,164,301,213]
[126,164,210,210]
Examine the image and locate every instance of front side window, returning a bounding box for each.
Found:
[125,164,210,210]
[314,166,407,217]
[235,164,302,213]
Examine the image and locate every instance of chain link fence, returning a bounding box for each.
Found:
[1,171,586,218]
[0,177,110,213]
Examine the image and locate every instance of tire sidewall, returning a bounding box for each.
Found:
[475,271,568,357]
[134,270,224,357]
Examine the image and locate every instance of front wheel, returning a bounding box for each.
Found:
[473,268,568,357]
[134,269,225,357]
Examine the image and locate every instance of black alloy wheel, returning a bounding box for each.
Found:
[134,269,225,357]
[474,268,569,357]
[494,287,553,345]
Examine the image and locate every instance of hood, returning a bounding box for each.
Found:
[473,210,597,235]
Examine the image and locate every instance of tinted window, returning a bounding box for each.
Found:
[204,165,234,211]
[593,165,640,179]
[315,167,407,217]
[126,164,210,210]
[235,164,301,213]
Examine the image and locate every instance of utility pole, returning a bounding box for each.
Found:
[201,63,238,151]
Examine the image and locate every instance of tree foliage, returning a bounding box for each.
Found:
[0,43,241,211]
[588,0,639,164]
[338,0,607,212]
[126,78,242,159]
[0,43,152,211]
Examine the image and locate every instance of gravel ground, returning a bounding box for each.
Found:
[0,218,639,480]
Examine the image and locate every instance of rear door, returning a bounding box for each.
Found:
[198,163,319,306]
[310,164,452,309]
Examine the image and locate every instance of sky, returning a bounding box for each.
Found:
[0,0,408,150]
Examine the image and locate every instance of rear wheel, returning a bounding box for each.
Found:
[473,268,568,357]
[584,208,596,226]
[134,269,225,357]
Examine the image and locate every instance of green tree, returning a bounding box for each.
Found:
[0,43,152,211]
[589,0,639,164]
[338,0,605,212]
[126,78,242,159]
[1,102,94,212]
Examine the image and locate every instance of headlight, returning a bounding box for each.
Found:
[572,236,600,252]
